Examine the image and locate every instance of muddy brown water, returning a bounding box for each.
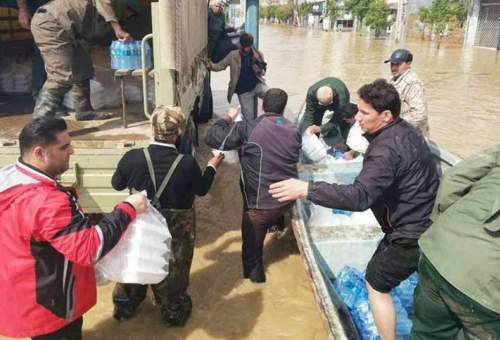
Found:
[213,25,500,159]
[1,24,499,340]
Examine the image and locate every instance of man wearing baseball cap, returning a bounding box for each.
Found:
[385,49,429,138]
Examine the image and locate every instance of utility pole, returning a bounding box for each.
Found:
[394,0,407,42]
[245,0,260,47]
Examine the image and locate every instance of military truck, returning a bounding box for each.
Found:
[0,0,208,213]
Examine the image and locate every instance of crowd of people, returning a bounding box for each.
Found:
[0,0,498,340]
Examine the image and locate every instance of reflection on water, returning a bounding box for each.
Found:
[213,25,500,158]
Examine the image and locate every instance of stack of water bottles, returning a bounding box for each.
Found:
[110,40,152,70]
[334,266,418,340]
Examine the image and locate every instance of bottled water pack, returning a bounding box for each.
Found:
[334,266,418,340]
[110,40,152,70]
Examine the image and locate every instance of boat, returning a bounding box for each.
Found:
[291,109,462,339]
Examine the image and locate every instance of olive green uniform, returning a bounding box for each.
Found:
[412,143,500,339]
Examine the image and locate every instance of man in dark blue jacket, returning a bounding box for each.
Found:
[205,88,301,283]
[270,79,439,340]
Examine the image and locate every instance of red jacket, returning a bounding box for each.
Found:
[0,161,136,337]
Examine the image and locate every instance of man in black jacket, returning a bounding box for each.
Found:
[111,106,223,326]
[205,88,301,283]
[270,79,439,340]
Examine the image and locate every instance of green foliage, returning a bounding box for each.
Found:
[418,0,465,47]
[260,6,268,19]
[267,4,278,19]
[261,4,293,23]
[364,0,393,34]
[344,0,371,23]
[327,0,341,22]
[298,3,314,17]
[276,4,294,22]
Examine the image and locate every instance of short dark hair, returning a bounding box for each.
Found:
[263,88,288,114]
[239,32,254,48]
[358,79,401,118]
[340,103,358,119]
[19,117,67,155]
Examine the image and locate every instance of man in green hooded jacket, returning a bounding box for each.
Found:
[412,142,500,339]
[299,77,350,146]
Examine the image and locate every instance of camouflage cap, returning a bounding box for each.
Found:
[151,106,186,142]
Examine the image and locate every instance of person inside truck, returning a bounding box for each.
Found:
[30,0,132,121]
[269,79,440,340]
[110,105,224,326]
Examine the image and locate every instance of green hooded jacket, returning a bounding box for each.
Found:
[419,142,500,313]
[299,77,350,139]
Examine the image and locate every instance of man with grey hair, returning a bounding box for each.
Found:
[299,77,350,146]
[385,48,429,138]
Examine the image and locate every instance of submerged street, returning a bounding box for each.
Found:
[1,23,499,340]
[84,24,500,340]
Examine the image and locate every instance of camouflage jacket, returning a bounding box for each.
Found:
[42,0,118,40]
[390,69,429,138]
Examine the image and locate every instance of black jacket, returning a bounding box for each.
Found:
[308,118,439,244]
[112,143,215,209]
[205,114,301,210]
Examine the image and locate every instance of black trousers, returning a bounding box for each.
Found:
[32,317,83,340]
[241,204,292,273]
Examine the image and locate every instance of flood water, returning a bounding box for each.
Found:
[2,24,499,340]
[214,25,500,158]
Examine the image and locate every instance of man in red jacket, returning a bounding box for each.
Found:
[0,117,147,339]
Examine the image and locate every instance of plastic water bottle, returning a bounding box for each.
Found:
[334,147,345,159]
[394,295,412,338]
[334,267,366,309]
[132,41,141,69]
[352,300,380,340]
[393,273,419,314]
[113,41,125,69]
[109,40,116,70]
[110,40,127,70]
[125,41,133,69]
[332,209,353,217]
[144,42,152,68]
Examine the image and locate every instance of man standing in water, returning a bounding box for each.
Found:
[385,49,429,138]
[203,32,267,121]
[270,79,439,340]
[205,88,301,283]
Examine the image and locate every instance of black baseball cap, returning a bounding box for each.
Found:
[384,49,413,64]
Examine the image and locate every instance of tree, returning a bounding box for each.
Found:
[260,6,269,19]
[364,0,393,37]
[418,6,431,39]
[298,3,313,17]
[276,4,294,23]
[344,0,372,30]
[267,4,278,21]
[418,0,465,48]
[327,0,341,28]
[290,0,300,26]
